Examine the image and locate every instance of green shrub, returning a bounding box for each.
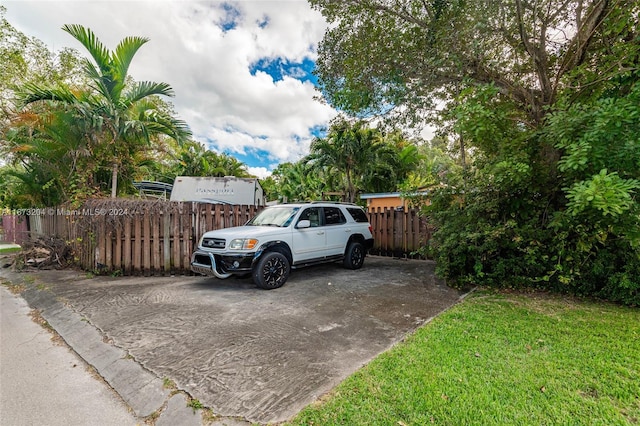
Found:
[427,82,640,306]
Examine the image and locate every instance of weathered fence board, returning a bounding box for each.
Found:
[367,207,432,258]
[25,201,431,276]
[0,215,29,245]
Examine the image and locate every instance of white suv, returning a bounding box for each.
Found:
[191,202,374,289]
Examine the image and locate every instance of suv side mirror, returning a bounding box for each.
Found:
[296,220,311,229]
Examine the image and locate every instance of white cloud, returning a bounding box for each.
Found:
[4,0,337,175]
[247,166,271,179]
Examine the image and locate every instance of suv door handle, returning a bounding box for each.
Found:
[345,229,352,232]
[317,231,325,235]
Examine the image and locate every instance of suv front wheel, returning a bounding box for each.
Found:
[254,251,291,289]
[343,241,365,270]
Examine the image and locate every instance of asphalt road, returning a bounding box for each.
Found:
[1,256,466,424]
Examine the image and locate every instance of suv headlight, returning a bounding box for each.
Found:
[229,238,259,250]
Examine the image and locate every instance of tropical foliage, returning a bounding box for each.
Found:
[141,139,253,184]
[0,14,256,208]
[0,5,86,122]
[270,161,325,203]
[309,117,420,202]
[310,0,640,304]
[16,24,192,199]
[268,117,437,204]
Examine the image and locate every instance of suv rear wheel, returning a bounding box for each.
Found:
[253,251,290,289]
[343,241,365,270]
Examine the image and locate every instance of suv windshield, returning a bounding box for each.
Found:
[247,206,300,227]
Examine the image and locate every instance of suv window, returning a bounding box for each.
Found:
[347,207,369,223]
[324,207,346,225]
[298,207,321,227]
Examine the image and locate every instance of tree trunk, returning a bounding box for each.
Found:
[346,167,355,203]
[111,163,118,198]
[459,133,467,171]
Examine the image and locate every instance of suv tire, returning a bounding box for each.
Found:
[254,251,290,289]
[343,241,365,270]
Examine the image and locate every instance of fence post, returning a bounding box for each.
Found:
[152,209,160,274]
[124,215,132,275]
[393,209,403,258]
[95,212,106,271]
[181,203,192,273]
[143,208,151,276]
[115,223,122,273]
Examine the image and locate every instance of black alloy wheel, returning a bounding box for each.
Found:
[343,241,365,269]
[253,251,290,289]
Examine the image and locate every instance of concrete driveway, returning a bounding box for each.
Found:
[2,256,465,424]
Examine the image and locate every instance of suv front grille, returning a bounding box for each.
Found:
[202,238,226,249]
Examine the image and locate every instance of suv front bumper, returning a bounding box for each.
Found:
[191,249,255,278]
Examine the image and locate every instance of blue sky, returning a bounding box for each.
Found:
[250,57,319,86]
[4,0,337,178]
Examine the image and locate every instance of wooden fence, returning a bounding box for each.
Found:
[367,207,432,258]
[24,200,431,276]
[0,215,30,245]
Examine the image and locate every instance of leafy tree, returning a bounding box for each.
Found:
[1,6,88,208]
[206,151,252,178]
[309,118,368,202]
[542,83,640,302]
[259,175,277,202]
[310,0,634,128]
[167,140,252,178]
[400,139,462,192]
[17,24,191,199]
[0,6,85,126]
[3,107,99,206]
[360,131,421,194]
[0,17,256,208]
[266,119,427,204]
[271,161,324,202]
[311,0,640,303]
[310,0,637,182]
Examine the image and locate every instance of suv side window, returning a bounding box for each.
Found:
[347,207,369,223]
[324,207,346,225]
[298,207,321,227]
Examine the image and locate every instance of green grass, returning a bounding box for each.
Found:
[0,246,20,254]
[289,290,640,425]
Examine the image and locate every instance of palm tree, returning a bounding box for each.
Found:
[2,107,95,205]
[272,161,323,202]
[311,118,405,202]
[167,141,252,178]
[309,118,367,203]
[19,24,191,197]
[206,152,252,178]
[361,133,422,193]
[309,119,425,201]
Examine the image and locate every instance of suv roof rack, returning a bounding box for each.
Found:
[310,201,359,206]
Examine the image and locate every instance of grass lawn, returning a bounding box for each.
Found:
[0,245,20,254]
[289,290,640,425]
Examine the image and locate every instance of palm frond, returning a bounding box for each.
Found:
[81,58,113,100]
[19,83,79,106]
[127,100,192,142]
[124,81,174,105]
[138,114,192,143]
[62,25,111,75]
[113,36,149,83]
